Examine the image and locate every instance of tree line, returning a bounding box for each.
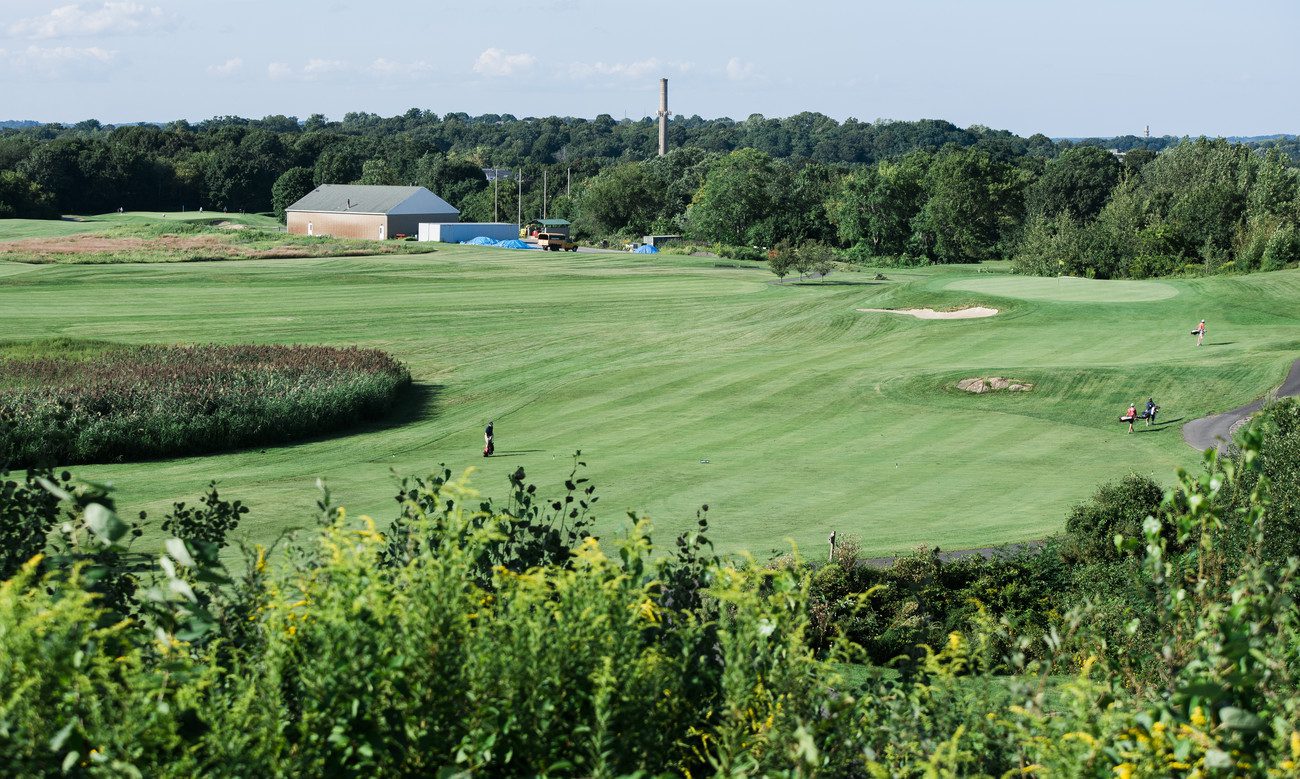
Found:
[2,111,1298,277]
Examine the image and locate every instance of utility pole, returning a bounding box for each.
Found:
[542,168,548,219]
[516,172,522,228]
[566,165,571,197]
[493,172,499,222]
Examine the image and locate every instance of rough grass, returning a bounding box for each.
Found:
[945,274,1180,302]
[1,248,1297,557]
[0,340,411,467]
[0,211,283,241]
[0,212,439,263]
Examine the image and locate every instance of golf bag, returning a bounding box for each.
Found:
[483,439,494,457]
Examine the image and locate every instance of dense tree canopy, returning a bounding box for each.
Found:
[1,111,1297,277]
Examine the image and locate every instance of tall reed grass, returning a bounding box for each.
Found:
[0,342,410,466]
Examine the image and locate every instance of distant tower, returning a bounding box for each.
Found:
[657,78,671,156]
[1145,125,1150,139]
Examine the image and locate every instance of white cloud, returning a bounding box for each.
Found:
[725,57,755,81]
[0,45,117,77]
[368,58,434,79]
[8,2,167,39]
[566,57,692,80]
[267,58,349,81]
[206,57,243,77]
[473,48,535,77]
[302,58,347,77]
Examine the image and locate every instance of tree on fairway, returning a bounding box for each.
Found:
[767,240,795,280]
[792,243,814,279]
[798,241,835,279]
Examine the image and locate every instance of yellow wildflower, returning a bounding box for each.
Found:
[1191,706,1208,728]
[637,597,661,625]
[1114,763,1134,779]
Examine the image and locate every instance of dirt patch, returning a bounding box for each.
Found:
[856,306,998,319]
[0,228,441,264]
[0,233,230,256]
[957,377,1033,393]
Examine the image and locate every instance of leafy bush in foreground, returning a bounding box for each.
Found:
[0,342,410,467]
[1,424,1299,775]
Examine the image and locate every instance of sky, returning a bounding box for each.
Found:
[1,0,1297,137]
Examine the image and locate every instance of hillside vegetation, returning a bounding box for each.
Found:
[0,415,1296,776]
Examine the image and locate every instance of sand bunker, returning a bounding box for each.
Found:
[856,306,998,319]
[957,377,1033,393]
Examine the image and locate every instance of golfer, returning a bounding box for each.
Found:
[1195,319,1206,347]
[1125,403,1138,434]
[483,420,494,457]
[1145,398,1158,427]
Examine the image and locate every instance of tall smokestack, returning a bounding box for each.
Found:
[657,78,669,156]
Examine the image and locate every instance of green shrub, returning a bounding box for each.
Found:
[717,244,766,262]
[1230,399,1300,560]
[2,423,1300,775]
[1062,473,1172,564]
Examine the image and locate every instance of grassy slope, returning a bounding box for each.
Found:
[0,212,281,241]
[1,247,1297,558]
[0,212,438,264]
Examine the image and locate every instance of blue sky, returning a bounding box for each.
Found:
[1,0,1296,137]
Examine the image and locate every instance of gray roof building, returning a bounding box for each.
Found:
[286,185,459,240]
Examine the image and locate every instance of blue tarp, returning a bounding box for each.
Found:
[633,244,659,254]
[462,236,498,245]
[496,239,532,250]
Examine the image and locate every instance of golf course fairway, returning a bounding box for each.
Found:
[2,246,1298,558]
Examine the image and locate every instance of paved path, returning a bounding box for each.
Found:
[1182,357,1300,451]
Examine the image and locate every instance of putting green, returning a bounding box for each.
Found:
[946,275,1179,302]
[1,244,1296,559]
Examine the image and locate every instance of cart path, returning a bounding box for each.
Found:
[1182,357,1300,451]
